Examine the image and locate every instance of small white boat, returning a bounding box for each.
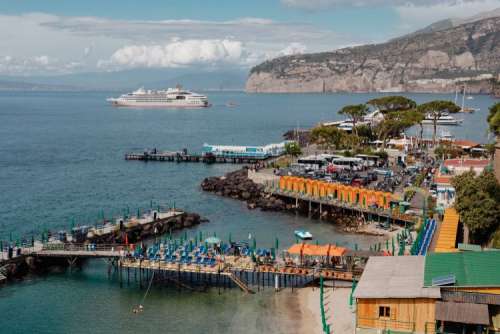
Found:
[294,230,313,240]
[422,114,463,125]
[439,130,455,141]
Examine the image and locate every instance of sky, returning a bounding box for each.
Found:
[1,0,499,77]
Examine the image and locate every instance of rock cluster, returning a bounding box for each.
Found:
[201,168,286,211]
[88,212,205,245]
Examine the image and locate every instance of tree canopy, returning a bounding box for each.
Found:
[310,126,349,150]
[284,141,302,157]
[452,171,500,245]
[338,104,369,122]
[338,104,369,138]
[374,110,418,145]
[367,96,416,113]
[417,100,461,115]
[487,102,500,136]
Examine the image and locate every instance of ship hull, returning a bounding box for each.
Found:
[108,99,210,108]
[421,120,462,125]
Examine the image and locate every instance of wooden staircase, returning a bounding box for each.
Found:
[228,272,254,294]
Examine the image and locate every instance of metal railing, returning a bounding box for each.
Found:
[357,317,415,332]
[40,243,124,252]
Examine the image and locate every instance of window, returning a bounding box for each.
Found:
[379,306,390,319]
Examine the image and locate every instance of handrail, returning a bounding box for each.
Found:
[320,276,331,333]
[40,243,125,252]
[357,317,415,331]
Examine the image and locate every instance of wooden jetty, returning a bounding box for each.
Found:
[116,258,343,293]
[1,239,361,293]
[125,150,272,164]
[269,187,417,225]
[32,244,122,259]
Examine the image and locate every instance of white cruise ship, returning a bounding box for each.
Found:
[107,86,210,108]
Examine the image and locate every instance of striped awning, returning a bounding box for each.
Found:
[435,301,490,325]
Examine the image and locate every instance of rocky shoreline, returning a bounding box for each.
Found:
[201,169,287,211]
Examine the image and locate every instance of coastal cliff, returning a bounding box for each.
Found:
[246,16,500,93]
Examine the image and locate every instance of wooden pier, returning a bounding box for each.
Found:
[115,258,349,292]
[32,244,122,259]
[1,239,360,293]
[125,151,272,164]
[269,188,417,225]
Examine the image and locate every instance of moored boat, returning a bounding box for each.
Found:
[422,114,463,125]
[294,230,313,240]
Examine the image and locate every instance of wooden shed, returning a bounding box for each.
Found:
[354,256,441,333]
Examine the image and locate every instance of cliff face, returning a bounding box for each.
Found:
[246,17,500,93]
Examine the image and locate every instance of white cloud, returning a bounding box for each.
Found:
[0,13,349,75]
[101,39,247,69]
[281,0,492,9]
[0,54,82,75]
[278,42,307,56]
[395,0,500,29]
[34,55,50,66]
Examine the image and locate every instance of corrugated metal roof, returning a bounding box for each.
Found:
[435,301,489,325]
[424,252,500,287]
[354,256,441,299]
[441,290,500,305]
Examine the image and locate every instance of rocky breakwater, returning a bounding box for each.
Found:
[88,212,206,245]
[201,168,286,211]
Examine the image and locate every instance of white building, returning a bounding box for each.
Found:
[202,141,291,159]
[434,158,491,208]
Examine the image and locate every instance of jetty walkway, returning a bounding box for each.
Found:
[125,151,273,164]
[268,187,417,225]
[32,243,122,259]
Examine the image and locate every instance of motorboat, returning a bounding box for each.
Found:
[422,114,463,125]
[294,230,313,240]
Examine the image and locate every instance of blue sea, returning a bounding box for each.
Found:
[0,91,495,333]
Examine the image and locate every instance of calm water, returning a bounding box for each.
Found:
[0,91,495,333]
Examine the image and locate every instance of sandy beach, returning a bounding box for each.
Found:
[299,286,356,334]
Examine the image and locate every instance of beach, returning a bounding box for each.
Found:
[299,286,356,334]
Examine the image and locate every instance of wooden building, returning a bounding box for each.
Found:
[354,252,500,334]
[354,256,440,333]
[424,252,500,333]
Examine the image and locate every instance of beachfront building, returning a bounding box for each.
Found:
[202,141,290,159]
[354,256,440,334]
[354,252,500,334]
[424,252,500,334]
[434,158,491,208]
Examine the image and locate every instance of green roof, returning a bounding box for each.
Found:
[424,252,500,287]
